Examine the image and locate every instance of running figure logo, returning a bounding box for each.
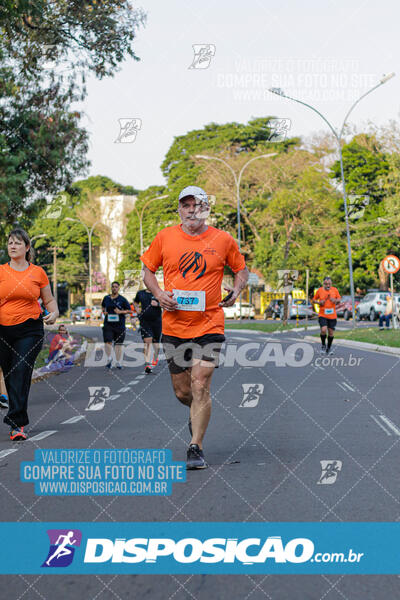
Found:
[42,529,82,567]
[178,251,207,280]
[317,460,343,485]
[115,118,142,143]
[86,386,110,411]
[43,193,67,219]
[239,384,264,408]
[267,118,291,142]
[188,44,216,69]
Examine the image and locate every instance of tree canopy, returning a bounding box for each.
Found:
[0,0,145,235]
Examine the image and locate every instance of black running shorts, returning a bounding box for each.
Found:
[318,317,337,330]
[102,325,126,344]
[161,333,225,374]
[140,319,162,342]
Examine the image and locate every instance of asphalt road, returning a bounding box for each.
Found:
[1,322,399,599]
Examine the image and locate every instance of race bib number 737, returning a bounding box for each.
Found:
[172,289,205,311]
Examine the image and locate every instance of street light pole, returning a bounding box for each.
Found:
[196,153,277,251]
[65,218,101,307]
[30,233,47,244]
[196,153,277,319]
[134,194,169,256]
[48,246,62,304]
[269,73,395,327]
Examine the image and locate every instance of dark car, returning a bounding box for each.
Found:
[336,295,362,320]
[264,299,284,320]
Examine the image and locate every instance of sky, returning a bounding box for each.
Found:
[80,0,400,192]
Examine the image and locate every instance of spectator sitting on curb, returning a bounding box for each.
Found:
[379,294,393,330]
[47,324,78,363]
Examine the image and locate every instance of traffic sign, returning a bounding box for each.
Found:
[382,255,400,274]
[248,273,259,286]
[277,269,299,293]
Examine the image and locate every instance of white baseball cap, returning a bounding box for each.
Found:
[178,185,209,205]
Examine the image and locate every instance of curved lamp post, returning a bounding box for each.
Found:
[269,72,395,326]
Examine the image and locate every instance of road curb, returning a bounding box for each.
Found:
[304,335,400,357]
[226,325,320,335]
[32,341,88,381]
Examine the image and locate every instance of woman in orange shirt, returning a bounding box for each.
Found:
[0,228,58,440]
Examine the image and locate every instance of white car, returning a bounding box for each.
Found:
[223,302,255,319]
[357,292,388,321]
[91,305,103,320]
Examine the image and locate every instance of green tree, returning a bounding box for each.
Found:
[331,134,390,216]
[0,1,145,231]
[254,163,342,290]
[330,133,396,291]
[30,175,138,293]
[118,186,171,280]
[161,118,299,254]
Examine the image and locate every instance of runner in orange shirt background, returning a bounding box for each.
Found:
[313,277,341,355]
[0,228,58,440]
[141,185,249,469]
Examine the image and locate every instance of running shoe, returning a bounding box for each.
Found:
[151,359,158,367]
[144,365,152,374]
[106,360,113,369]
[10,426,27,441]
[320,346,326,354]
[326,348,334,355]
[116,362,122,370]
[0,394,8,409]
[186,444,207,470]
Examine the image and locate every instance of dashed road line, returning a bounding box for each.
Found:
[0,448,18,460]
[61,415,84,425]
[313,364,325,371]
[117,387,130,393]
[227,336,257,342]
[29,430,58,441]
[379,415,400,436]
[337,382,355,392]
[371,415,392,436]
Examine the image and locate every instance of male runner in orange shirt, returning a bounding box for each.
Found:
[141,186,248,469]
[313,277,341,355]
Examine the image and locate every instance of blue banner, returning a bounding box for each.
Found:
[20,449,186,496]
[0,522,398,574]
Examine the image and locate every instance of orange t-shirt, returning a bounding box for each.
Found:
[0,263,49,326]
[141,225,246,337]
[313,286,341,319]
[49,333,67,354]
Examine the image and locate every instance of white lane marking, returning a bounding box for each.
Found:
[337,382,355,392]
[0,448,18,460]
[227,336,256,342]
[117,387,130,393]
[61,415,84,425]
[341,382,355,392]
[128,380,139,385]
[136,375,146,380]
[380,415,400,436]
[370,415,392,436]
[108,394,120,401]
[29,430,57,441]
[313,364,325,371]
